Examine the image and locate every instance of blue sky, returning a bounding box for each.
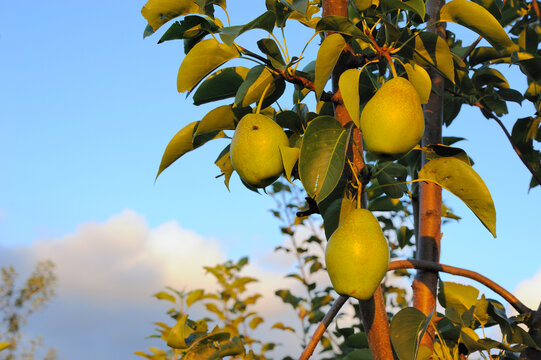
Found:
[1,1,540,359]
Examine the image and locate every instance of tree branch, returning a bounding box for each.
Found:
[389,259,533,314]
[475,102,541,187]
[298,295,348,360]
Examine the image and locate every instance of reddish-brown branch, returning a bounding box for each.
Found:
[390,260,533,314]
[532,0,541,21]
[298,295,348,360]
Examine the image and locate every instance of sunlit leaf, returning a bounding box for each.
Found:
[382,0,426,20]
[235,65,276,107]
[0,342,10,351]
[271,322,296,332]
[194,105,242,137]
[249,316,264,330]
[413,33,455,83]
[158,16,217,43]
[220,11,276,45]
[339,69,361,127]
[440,0,518,53]
[315,16,369,40]
[438,281,479,314]
[183,333,245,359]
[257,38,286,70]
[167,314,193,349]
[141,0,200,33]
[279,146,300,183]
[418,156,496,237]
[153,291,176,303]
[404,63,431,104]
[186,289,205,307]
[177,38,240,93]
[299,116,351,202]
[315,33,347,99]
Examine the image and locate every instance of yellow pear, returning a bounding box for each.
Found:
[230,113,289,188]
[360,77,424,160]
[325,208,389,300]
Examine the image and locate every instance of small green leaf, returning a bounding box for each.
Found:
[153,291,176,303]
[158,16,217,43]
[339,69,361,127]
[167,314,194,349]
[183,333,245,360]
[299,116,351,202]
[177,38,240,93]
[279,146,300,183]
[141,0,200,33]
[271,322,296,332]
[418,156,496,237]
[257,38,286,70]
[249,316,264,330]
[472,67,510,89]
[220,11,276,45]
[460,328,487,353]
[315,33,347,99]
[193,67,250,105]
[186,289,205,307]
[440,0,518,53]
[215,146,234,190]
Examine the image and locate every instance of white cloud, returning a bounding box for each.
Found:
[2,210,355,359]
[513,267,541,312]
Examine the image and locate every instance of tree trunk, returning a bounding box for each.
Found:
[323,1,396,359]
[412,0,446,350]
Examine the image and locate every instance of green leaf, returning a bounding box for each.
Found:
[376,163,409,199]
[220,11,276,45]
[167,314,194,349]
[438,281,479,314]
[390,307,431,360]
[153,291,176,303]
[382,0,426,20]
[345,332,369,349]
[319,184,356,238]
[315,16,369,40]
[193,67,250,105]
[158,16,217,43]
[257,38,286,70]
[315,33,347,99]
[343,349,373,360]
[177,38,240,93]
[215,146,234,190]
[418,156,496,237]
[299,116,351,202]
[279,0,308,14]
[440,0,518,53]
[339,69,361,127]
[279,146,300,183]
[472,67,510,89]
[141,0,200,33]
[516,57,541,81]
[275,289,301,308]
[235,65,276,107]
[183,333,245,360]
[413,32,455,83]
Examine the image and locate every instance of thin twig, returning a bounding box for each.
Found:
[298,295,348,360]
[474,102,541,187]
[461,35,483,61]
[389,259,533,314]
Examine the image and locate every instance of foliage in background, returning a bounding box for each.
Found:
[0,260,58,360]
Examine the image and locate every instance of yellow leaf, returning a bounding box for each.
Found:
[339,69,361,127]
[418,156,496,237]
[315,33,347,99]
[141,0,200,33]
[279,145,300,183]
[177,39,240,93]
[404,63,431,104]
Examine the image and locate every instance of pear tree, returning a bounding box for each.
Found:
[140,0,541,358]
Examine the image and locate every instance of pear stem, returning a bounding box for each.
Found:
[256,82,273,114]
[383,52,398,78]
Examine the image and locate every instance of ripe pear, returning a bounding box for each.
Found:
[360,77,424,160]
[325,208,389,300]
[230,113,289,188]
